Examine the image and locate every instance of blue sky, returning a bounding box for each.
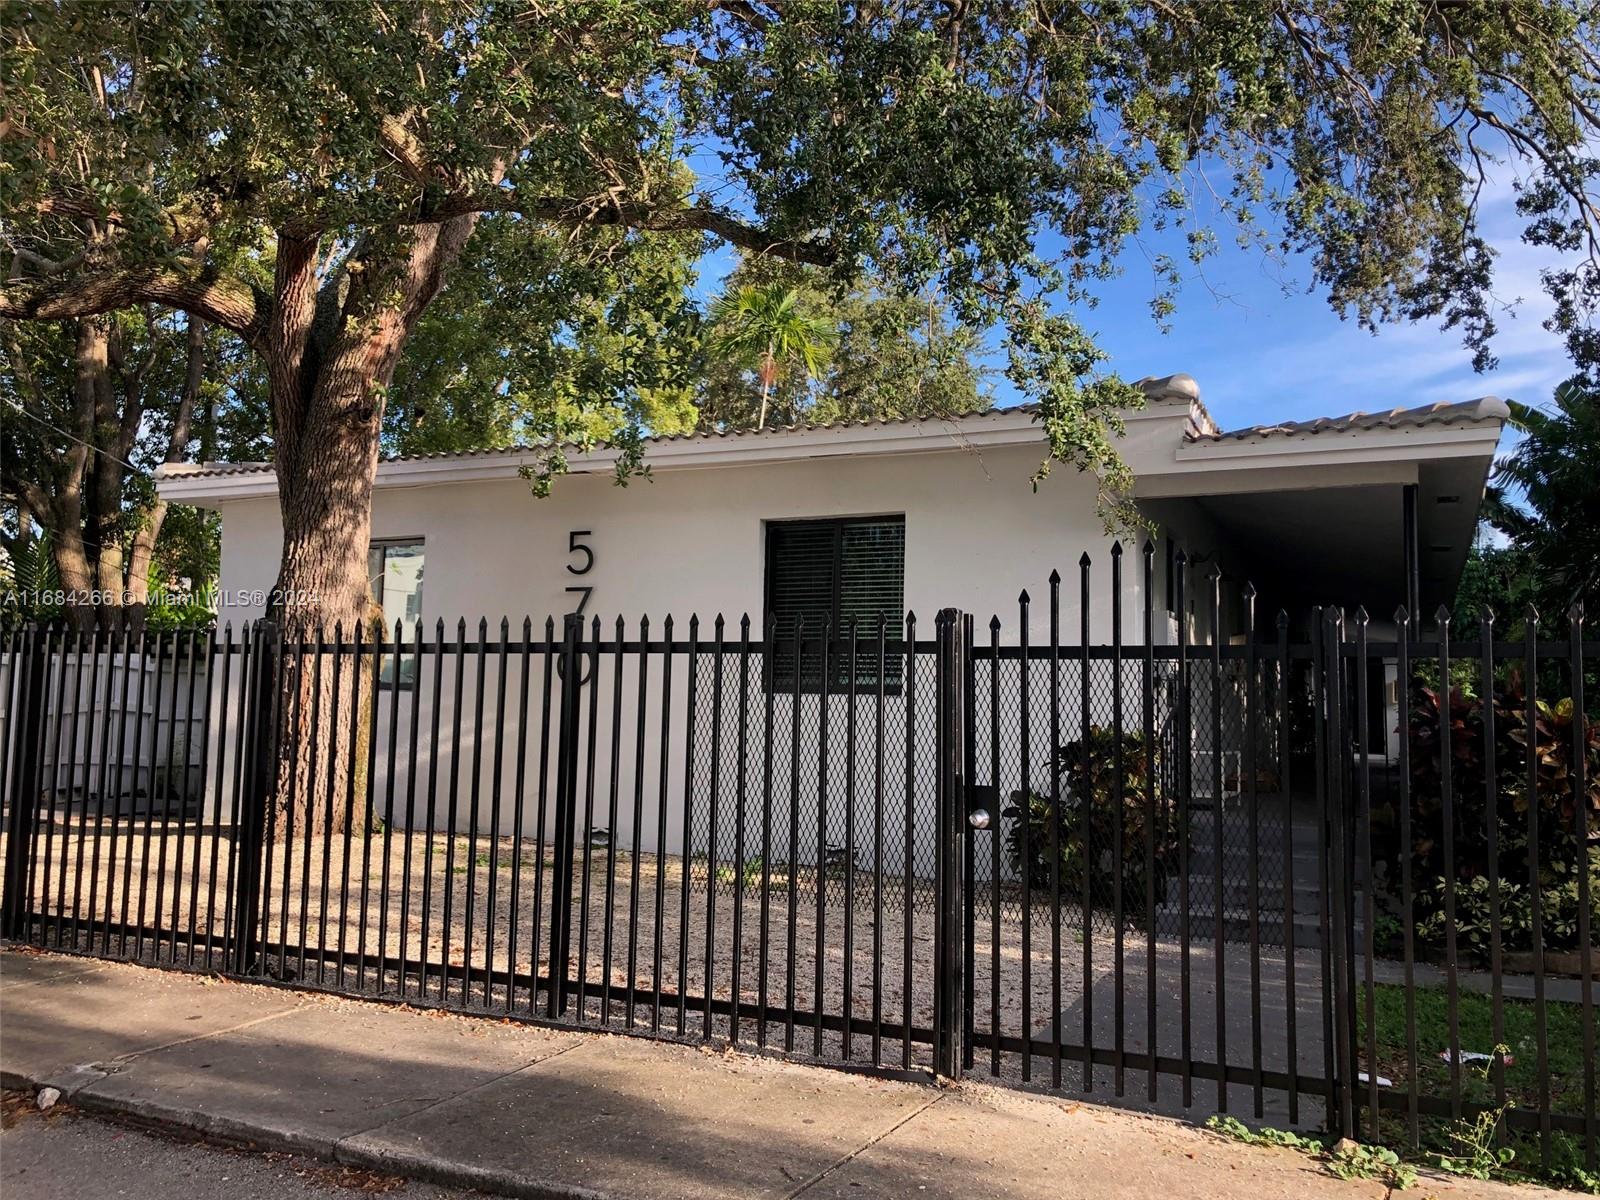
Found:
[1073,171,1573,432]
[693,164,1573,435]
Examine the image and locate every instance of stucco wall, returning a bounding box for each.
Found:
[214,443,1153,642]
[198,443,1194,873]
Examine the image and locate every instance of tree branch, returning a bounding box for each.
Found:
[0,260,269,347]
[435,192,837,266]
[378,112,436,184]
[35,192,216,246]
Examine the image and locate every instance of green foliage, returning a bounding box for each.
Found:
[1002,726,1174,920]
[707,282,835,423]
[1203,1117,1415,1190]
[1483,377,1600,616]
[1212,1010,1598,1195]
[150,503,221,602]
[0,528,62,629]
[698,256,991,433]
[1435,1105,1518,1182]
[8,1,1600,536]
[386,213,705,478]
[1361,984,1593,1178]
[1427,856,1600,963]
[1211,989,1598,1193]
[1,299,256,626]
[1324,1141,1417,1190]
[1203,1115,1323,1153]
[143,581,217,633]
[1452,544,1537,637]
[1390,675,1600,957]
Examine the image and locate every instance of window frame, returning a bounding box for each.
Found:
[762,514,906,696]
[369,537,425,689]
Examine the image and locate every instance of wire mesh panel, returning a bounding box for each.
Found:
[674,620,941,1064]
[3,627,244,971]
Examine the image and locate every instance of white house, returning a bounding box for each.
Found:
[155,373,1506,643]
[136,374,1508,880]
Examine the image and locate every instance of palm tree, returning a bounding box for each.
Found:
[1485,376,1600,614]
[707,283,833,430]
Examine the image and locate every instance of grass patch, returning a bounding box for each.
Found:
[1358,982,1587,1113]
[1357,983,1597,1192]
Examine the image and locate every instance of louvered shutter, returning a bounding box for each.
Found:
[838,518,904,689]
[765,516,904,692]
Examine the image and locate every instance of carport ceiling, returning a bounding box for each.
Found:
[1195,484,1404,607]
[1188,456,1487,613]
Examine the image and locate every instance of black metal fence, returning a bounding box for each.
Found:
[0,615,958,1072]
[0,555,1594,1176]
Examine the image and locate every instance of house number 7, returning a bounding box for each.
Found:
[565,529,594,616]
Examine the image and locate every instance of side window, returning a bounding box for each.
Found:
[765,516,905,692]
[371,539,424,686]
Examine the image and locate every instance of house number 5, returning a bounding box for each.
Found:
[565,529,594,616]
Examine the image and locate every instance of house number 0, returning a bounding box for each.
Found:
[565,529,594,616]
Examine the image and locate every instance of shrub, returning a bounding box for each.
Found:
[1001,726,1177,920]
[1386,671,1599,958]
[1417,856,1600,958]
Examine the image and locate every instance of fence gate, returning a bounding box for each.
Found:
[1,579,1594,1175]
[951,563,1595,1177]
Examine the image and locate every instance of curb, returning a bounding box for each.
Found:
[7,1068,614,1200]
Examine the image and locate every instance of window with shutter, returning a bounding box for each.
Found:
[764,516,905,692]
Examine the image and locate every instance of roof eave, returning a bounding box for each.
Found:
[155,404,1078,505]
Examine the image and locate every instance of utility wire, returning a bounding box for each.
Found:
[4,396,152,478]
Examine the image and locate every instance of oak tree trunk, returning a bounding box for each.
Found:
[265,215,478,844]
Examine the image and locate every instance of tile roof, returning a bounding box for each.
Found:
[1184,397,1509,445]
[156,389,1508,482]
[158,403,1037,480]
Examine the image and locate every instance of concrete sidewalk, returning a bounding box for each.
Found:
[0,949,1552,1200]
